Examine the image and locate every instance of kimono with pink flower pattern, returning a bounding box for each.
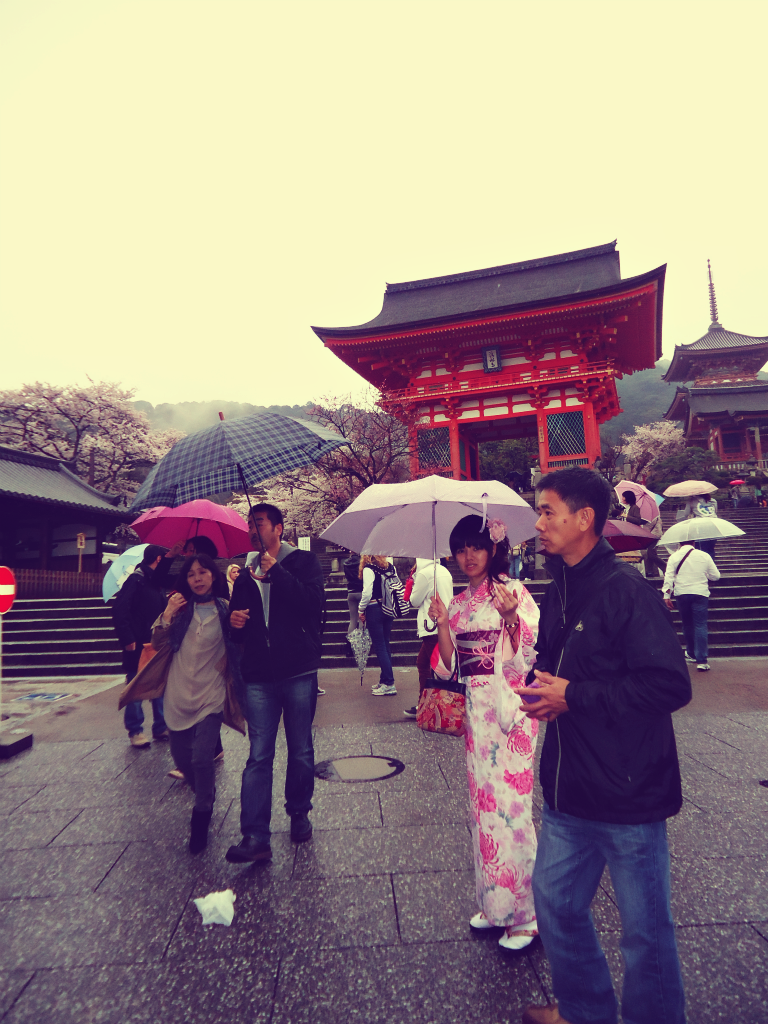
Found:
[433,576,540,928]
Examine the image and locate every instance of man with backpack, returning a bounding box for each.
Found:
[515,468,690,1024]
[358,555,407,696]
[225,504,325,863]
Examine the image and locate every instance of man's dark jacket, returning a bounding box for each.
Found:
[112,566,167,648]
[228,549,325,683]
[529,537,691,824]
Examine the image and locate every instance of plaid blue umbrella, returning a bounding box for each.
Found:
[128,413,346,511]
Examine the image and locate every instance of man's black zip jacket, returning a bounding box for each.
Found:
[228,549,325,683]
[528,537,691,824]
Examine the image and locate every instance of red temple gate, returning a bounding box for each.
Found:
[313,242,665,479]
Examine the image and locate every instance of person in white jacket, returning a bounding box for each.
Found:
[403,558,454,718]
[662,541,720,671]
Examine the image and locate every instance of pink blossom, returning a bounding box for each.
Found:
[512,829,526,845]
[477,789,497,813]
[508,800,524,818]
[465,733,475,753]
[478,829,499,866]
[484,709,497,724]
[508,730,533,757]
[488,518,507,543]
[494,864,523,894]
[507,769,534,795]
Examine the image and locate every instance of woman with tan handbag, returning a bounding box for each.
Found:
[119,553,245,853]
[429,515,540,951]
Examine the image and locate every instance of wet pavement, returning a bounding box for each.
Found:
[1,663,767,1023]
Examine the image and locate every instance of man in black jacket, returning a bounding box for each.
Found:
[112,544,170,748]
[515,469,690,1024]
[225,504,325,863]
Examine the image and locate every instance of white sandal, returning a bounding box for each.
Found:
[469,912,497,930]
[498,926,537,951]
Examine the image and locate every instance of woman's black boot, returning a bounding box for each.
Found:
[189,808,213,854]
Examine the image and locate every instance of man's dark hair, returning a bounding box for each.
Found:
[175,553,224,601]
[140,544,168,569]
[249,503,284,529]
[183,535,219,559]
[449,514,511,584]
[537,467,612,535]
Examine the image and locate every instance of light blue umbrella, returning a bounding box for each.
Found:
[102,544,148,602]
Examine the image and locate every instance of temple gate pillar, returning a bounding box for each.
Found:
[448,416,461,480]
[582,401,601,467]
[535,409,548,469]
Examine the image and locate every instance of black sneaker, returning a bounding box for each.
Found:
[290,813,313,842]
[225,837,272,863]
[403,706,418,718]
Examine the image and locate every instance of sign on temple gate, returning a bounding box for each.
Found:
[312,242,665,480]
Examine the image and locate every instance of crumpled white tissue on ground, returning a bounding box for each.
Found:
[193,889,236,926]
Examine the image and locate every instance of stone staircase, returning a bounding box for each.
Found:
[3,508,767,678]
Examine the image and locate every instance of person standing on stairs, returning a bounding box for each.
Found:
[663,540,720,672]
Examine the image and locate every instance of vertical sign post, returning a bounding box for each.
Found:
[0,567,32,758]
[76,532,86,573]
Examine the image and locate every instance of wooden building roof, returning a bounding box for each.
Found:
[313,242,666,391]
[0,445,127,517]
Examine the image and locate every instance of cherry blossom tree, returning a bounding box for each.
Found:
[0,380,184,500]
[226,391,413,536]
[619,421,685,481]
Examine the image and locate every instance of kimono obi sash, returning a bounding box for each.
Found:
[456,629,502,679]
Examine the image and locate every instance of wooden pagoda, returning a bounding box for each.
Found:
[663,262,768,465]
[312,242,665,480]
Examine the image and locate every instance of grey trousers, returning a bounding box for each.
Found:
[169,711,224,812]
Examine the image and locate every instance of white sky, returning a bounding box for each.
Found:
[1,0,767,409]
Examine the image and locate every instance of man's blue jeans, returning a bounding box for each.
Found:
[533,805,686,1024]
[240,672,317,843]
[509,554,523,579]
[122,647,166,737]
[675,593,709,664]
[366,603,394,686]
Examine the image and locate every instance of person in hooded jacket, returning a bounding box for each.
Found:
[514,468,691,1024]
[112,544,171,748]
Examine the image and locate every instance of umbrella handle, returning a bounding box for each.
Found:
[236,463,266,553]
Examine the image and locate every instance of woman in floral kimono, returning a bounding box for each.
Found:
[430,514,540,950]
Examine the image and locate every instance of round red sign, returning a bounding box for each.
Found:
[0,566,16,614]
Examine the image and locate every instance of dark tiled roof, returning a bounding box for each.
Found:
[666,383,768,420]
[313,242,624,334]
[0,445,126,516]
[685,326,768,351]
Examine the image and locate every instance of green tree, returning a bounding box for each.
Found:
[480,439,537,485]
[649,447,727,489]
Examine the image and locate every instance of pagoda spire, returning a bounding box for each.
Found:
[707,259,722,330]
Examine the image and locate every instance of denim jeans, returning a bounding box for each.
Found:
[509,554,523,579]
[122,647,166,737]
[240,672,317,843]
[676,593,709,664]
[533,805,685,1024]
[366,602,394,686]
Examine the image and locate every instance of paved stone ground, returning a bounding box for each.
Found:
[1,664,767,1023]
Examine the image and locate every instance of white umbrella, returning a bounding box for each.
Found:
[320,476,538,558]
[102,544,148,602]
[663,480,718,497]
[658,519,745,547]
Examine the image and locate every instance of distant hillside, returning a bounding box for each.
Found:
[133,400,311,434]
[600,360,675,442]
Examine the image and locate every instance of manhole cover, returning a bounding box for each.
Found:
[314,755,405,783]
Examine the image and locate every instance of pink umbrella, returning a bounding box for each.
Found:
[603,519,656,553]
[131,499,250,558]
[613,482,659,522]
